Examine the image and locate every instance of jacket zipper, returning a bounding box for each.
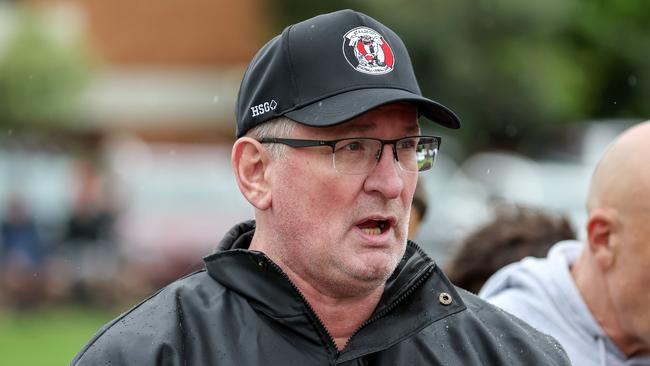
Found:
[263,257,340,358]
[341,261,435,351]
[262,248,435,360]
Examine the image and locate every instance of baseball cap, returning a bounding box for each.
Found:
[235,9,460,137]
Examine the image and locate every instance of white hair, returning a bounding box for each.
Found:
[244,117,297,160]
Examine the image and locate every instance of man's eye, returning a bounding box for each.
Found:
[398,139,417,149]
[342,141,363,151]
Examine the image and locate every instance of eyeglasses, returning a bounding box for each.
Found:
[258,135,441,175]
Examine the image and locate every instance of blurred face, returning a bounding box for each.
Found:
[269,104,419,296]
[607,211,650,351]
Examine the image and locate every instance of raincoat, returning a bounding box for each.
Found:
[72,221,570,365]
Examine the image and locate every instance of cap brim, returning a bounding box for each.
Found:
[284,88,460,130]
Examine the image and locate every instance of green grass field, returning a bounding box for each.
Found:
[0,307,115,366]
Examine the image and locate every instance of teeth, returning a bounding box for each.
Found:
[362,227,382,235]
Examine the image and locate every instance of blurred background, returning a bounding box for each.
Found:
[0,0,648,364]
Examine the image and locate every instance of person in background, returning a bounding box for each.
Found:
[72,10,570,365]
[480,122,650,365]
[446,203,575,293]
[408,183,428,239]
[57,159,119,307]
[0,193,46,308]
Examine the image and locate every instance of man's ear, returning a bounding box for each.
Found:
[586,209,617,269]
[231,137,272,210]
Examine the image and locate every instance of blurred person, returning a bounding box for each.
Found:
[446,203,575,293]
[480,122,650,365]
[62,159,116,249]
[57,159,120,307]
[0,193,46,308]
[408,182,428,239]
[72,10,570,365]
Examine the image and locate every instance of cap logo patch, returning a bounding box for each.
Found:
[343,27,395,75]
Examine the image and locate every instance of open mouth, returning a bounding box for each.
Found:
[357,219,391,236]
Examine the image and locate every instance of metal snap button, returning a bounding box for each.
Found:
[439,292,452,306]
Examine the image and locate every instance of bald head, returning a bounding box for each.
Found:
[575,120,650,356]
[587,121,650,216]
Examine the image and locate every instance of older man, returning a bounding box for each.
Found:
[73,10,570,365]
[481,122,650,365]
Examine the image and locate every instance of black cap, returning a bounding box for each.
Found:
[235,9,460,137]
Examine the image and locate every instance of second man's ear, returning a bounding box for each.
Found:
[586,209,616,269]
[231,138,273,210]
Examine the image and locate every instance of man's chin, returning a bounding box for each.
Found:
[350,257,398,283]
[331,274,388,297]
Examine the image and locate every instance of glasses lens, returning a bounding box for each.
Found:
[396,137,438,172]
[333,138,381,174]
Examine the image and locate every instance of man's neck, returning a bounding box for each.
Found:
[249,228,386,350]
[285,268,384,351]
[249,230,386,350]
[572,254,650,357]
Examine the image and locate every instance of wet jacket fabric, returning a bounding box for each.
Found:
[72,221,571,365]
[480,240,650,366]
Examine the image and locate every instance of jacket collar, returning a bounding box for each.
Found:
[204,220,466,358]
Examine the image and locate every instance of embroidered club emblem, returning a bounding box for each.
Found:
[343,27,395,75]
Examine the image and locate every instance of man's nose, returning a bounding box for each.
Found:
[363,144,404,198]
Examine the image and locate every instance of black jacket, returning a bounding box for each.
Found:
[72,221,571,365]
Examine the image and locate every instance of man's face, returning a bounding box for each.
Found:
[269,103,419,296]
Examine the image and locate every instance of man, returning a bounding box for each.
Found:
[72,10,570,365]
[480,122,650,365]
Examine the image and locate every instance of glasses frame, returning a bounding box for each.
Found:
[258,135,441,174]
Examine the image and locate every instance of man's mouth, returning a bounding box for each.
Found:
[357,219,392,236]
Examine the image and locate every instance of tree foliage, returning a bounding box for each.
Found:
[270,0,650,155]
[0,7,90,129]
